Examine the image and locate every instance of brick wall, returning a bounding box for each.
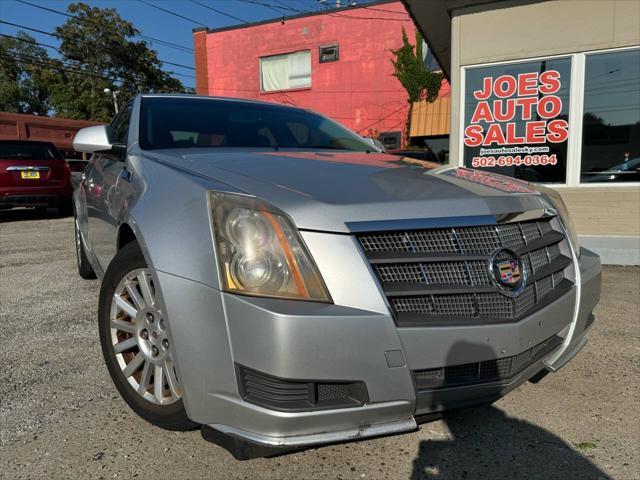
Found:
[558,188,640,236]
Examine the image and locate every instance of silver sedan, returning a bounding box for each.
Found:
[72,94,601,459]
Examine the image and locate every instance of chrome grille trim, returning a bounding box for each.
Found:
[357,217,573,326]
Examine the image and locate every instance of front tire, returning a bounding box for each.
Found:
[98,242,197,431]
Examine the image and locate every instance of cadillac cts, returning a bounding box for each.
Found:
[72,94,601,459]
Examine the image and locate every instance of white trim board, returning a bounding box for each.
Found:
[579,235,640,266]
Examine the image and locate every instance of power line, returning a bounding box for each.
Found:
[137,35,192,53]
[158,60,194,71]
[271,0,300,11]
[1,32,194,75]
[239,0,412,22]
[237,0,290,15]
[0,38,190,86]
[359,5,410,16]
[12,0,194,53]
[207,86,406,94]
[0,20,194,71]
[169,71,196,79]
[0,32,61,53]
[14,0,71,17]
[2,51,192,93]
[189,1,247,23]
[0,20,57,39]
[1,52,141,86]
[137,0,207,27]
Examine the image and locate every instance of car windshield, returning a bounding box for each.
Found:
[139,97,372,152]
[0,141,62,160]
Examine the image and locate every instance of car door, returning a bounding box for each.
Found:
[85,104,132,270]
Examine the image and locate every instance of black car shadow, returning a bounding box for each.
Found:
[0,207,69,223]
[411,406,610,480]
[410,340,610,480]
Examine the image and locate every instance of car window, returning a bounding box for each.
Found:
[0,141,63,160]
[110,104,133,145]
[139,97,372,152]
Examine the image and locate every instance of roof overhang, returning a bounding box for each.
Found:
[402,0,452,79]
[402,0,503,79]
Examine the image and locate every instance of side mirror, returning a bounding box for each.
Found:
[73,125,125,154]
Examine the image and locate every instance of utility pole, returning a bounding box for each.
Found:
[104,88,119,114]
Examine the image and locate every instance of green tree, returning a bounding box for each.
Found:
[391,29,443,146]
[50,2,185,121]
[0,32,56,115]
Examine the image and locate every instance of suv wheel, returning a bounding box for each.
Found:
[98,242,197,431]
[74,217,96,279]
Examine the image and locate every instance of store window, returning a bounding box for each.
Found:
[581,49,640,183]
[260,51,311,92]
[424,136,449,163]
[463,58,571,183]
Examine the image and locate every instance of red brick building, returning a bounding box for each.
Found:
[0,112,98,158]
[193,0,448,147]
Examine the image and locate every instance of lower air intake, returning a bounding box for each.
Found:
[413,335,563,390]
[236,365,368,412]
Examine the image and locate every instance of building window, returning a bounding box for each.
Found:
[462,58,572,183]
[422,41,441,72]
[580,49,640,183]
[260,51,311,92]
[319,44,339,63]
[379,131,401,149]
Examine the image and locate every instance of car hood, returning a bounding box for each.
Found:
[144,148,547,233]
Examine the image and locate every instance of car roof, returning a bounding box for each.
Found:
[138,93,311,112]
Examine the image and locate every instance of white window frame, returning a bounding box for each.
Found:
[458,45,640,188]
[259,50,312,93]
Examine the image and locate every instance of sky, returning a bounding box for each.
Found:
[0,0,379,90]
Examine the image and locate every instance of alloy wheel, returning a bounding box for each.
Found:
[109,268,181,405]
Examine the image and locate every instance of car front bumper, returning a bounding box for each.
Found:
[153,242,601,455]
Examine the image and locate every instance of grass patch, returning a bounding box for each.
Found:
[574,441,597,450]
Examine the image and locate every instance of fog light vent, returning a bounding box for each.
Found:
[236,365,368,412]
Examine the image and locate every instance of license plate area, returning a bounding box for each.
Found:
[21,171,40,179]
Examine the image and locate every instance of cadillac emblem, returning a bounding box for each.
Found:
[488,248,527,297]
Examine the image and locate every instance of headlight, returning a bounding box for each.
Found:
[536,186,580,256]
[209,192,332,302]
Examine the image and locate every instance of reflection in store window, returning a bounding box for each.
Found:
[463,58,572,183]
[581,49,640,183]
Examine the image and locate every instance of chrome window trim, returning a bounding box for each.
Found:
[6,166,50,171]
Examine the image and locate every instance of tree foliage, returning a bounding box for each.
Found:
[0,32,56,115]
[51,2,184,121]
[391,29,442,103]
[0,2,186,121]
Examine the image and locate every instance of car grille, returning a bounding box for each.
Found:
[413,335,563,390]
[357,217,573,326]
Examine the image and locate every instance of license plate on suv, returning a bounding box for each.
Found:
[21,171,40,179]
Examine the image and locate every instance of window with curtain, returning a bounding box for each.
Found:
[260,51,311,92]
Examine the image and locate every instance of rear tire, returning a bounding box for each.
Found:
[98,242,197,431]
[74,216,97,280]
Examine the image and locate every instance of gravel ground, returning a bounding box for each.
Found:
[0,209,638,480]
